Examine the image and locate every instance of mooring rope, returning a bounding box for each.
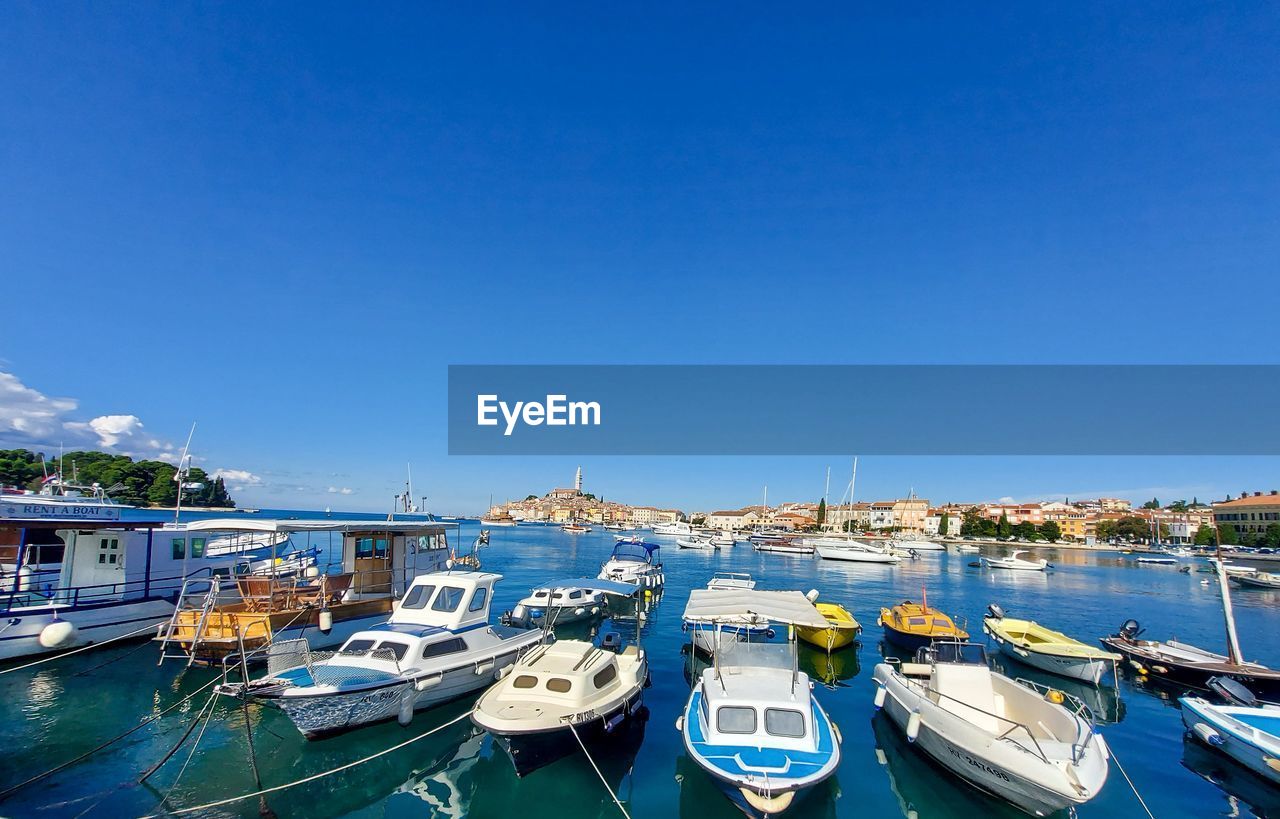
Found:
[0,620,161,676]
[568,721,632,819]
[141,708,475,817]
[154,687,222,808]
[0,675,220,801]
[1109,742,1157,819]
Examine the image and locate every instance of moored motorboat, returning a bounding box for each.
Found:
[1180,676,1280,786]
[561,523,590,533]
[652,521,693,537]
[795,597,861,653]
[1232,571,1280,590]
[684,576,773,656]
[982,550,1048,571]
[471,579,649,777]
[707,572,756,591]
[1136,556,1178,566]
[753,538,815,555]
[872,641,1110,816]
[815,543,900,564]
[676,537,718,551]
[504,581,607,628]
[982,605,1120,685]
[879,598,968,652]
[889,537,944,552]
[709,531,736,548]
[679,588,842,817]
[213,570,541,738]
[597,540,665,590]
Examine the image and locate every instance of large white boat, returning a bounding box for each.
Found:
[472,579,649,777]
[597,540,664,590]
[214,571,542,738]
[652,521,693,537]
[814,541,901,564]
[872,641,1110,816]
[679,588,842,816]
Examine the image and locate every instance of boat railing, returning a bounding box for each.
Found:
[910,679,1058,765]
[1,565,220,612]
[1013,677,1097,763]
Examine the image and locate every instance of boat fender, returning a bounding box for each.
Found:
[1192,723,1224,747]
[603,713,626,733]
[1045,689,1065,705]
[1129,660,1147,674]
[38,619,78,649]
[474,660,494,676]
[906,711,922,743]
[675,715,685,732]
[397,688,416,726]
[1014,647,1029,658]
[831,722,842,745]
[304,564,320,579]
[1152,665,1169,675]
[590,606,599,615]
[318,609,333,634]
[1265,756,1280,774]
[874,685,887,709]
[497,665,513,679]
[573,608,585,617]
[740,788,794,815]
[415,674,443,691]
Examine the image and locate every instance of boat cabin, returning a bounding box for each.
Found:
[696,665,817,753]
[503,640,634,708]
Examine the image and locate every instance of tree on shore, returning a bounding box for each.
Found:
[939,512,949,536]
[997,512,1012,539]
[1266,523,1280,548]
[1218,525,1238,545]
[0,447,235,508]
[816,499,826,526]
[1194,525,1216,546]
[1142,498,1161,510]
[1039,521,1061,541]
[1013,521,1038,540]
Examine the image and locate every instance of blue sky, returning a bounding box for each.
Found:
[2,4,1277,513]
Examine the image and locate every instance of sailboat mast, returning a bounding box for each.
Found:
[1213,522,1244,665]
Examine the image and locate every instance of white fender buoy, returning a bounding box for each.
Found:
[1192,723,1224,747]
[39,620,78,649]
[318,609,333,634]
[874,685,887,709]
[906,711,922,743]
[398,688,415,726]
[831,722,842,744]
[675,715,685,731]
[304,565,320,579]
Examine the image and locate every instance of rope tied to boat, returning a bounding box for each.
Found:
[1108,742,1157,819]
[0,620,161,676]
[568,721,632,819]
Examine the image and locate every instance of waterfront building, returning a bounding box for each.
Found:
[1213,491,1280,539]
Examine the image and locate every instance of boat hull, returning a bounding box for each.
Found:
[815,545,898,564]
[0,598,176,661]
[1180,698,1280,786]
[993,641,1113,685]
[1101,637,1280,699]
[485,690,647,777]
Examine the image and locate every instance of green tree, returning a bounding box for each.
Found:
[1142,498,1161,510]
[1265,523,1280,548]
[816,499,827,526]
[1168,500,1188,512]
[960,507,984,536]
[1219,524,1240,545]
[1193,525,1216,546]
[1013,520,1038,540]
[1096,519,1118,541]
[1039,521,1061,541]
[1115,516,1153,541]
[691,515,706,526]
[979,517,997,537]
[997,512,1012,539]
[938,512,949,536]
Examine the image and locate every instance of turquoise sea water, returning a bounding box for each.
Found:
[3,518,1279,818]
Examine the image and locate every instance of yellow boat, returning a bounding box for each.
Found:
[878,599,968,652]
[796,602,862,652]
[983,608,1121,685]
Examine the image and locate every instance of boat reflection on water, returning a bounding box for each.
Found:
[870,713,1033,819]
[800,642,861,690]
[1181,735,1280,819]
[675,753,840,819]
[989,656,1126,725]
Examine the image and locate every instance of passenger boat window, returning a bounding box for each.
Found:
[191,538,206,558]
[98,537,120,565]
[546,678,573,693]
[340,639,377,654]
[374,641,409,661]
[421,637,468,659]
[908,617,927,626]
[513,675,538,689]
[171,538,186,559]
[717,706,757,734]
[468,588,488,612]
[432,586,465,612]
[569,590,582,600]
[401,584,436,609]
[592,664,617,689]
[764,708,806,738]
[355,537,389,559]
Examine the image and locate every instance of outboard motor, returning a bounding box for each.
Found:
[986,603,1005,620]
[1118,619,1143,639]
[1208,675,1259,707]
[600,631,623,653]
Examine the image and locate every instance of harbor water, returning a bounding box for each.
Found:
[3,519,1278,818]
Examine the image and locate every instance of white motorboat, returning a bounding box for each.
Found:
[1219,563,1259,577]
[684,576,772,656]
[602,523,627,531]
[709,531,736,548]
[1136,556,1178,566]
[652,521,693,537]
[753,539,815,555]
[214,571,542,738]
[890,537,945,552]
[472,579,649,777]
[561,523,591,533]
[679,588,842,816]
[948,543,980,554]
[982,550,1049,571]
[504,581,607,628]
[597,540,665,590]
[707,572,756,591]
[815,543,900,564]
[1232,571,1280,590]
[1182,677,1280,786]
[676,537,718,551]
[872,641,1110,816]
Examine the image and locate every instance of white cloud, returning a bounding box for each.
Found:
[998,496,1015,504]
[0,371,78,441]
[214,469,263,487]
[327,486,355,495]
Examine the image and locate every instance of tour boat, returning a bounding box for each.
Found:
[504,581,606,628]
[814,542,900,564]
[155,519,454,665]
[561,523,591,533]
[652,521,693,537]
[597,540,664,590]
[878,598,969,652]
[982,605,1120,685]
[982,550,1049,571]
[872,641,1110,816]
[676,537,718,551]
[795,597,861,653]
[1181,677,1280,786]
[472,579,649,777]
[678,588,842,817]
[214,571,542,738]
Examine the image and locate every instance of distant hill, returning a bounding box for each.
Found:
[0,448,235,509]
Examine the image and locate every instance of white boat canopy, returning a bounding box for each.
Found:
[682,589,829,629]
[183,518,456,533]
[538,578,642,597]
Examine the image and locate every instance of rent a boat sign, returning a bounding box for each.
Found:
[0,499,123,521]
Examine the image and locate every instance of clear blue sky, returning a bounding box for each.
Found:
[2,4,1277,513]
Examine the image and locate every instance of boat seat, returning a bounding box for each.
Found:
[901,662,932,677]
[933,663,1001,734]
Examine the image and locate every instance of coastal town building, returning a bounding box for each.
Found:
[1213,491,1280,539]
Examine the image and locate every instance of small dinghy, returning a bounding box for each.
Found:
[472,579,649,777]
[872,641,1110,816]
[707,572,756,591]
[504,582,606,628]
[1181,676,1280,786]
[679,588,842,817]
[983,604,1120,685]
[879,595,968,653]
[214,571,543,738]
[676,537,718,550]
[795,593,861,653]
[1136,556,1178,566]
[982,550,1048,571]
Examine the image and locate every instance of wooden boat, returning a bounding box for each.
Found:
[796,601,861,652]
[982,605,1120,685]
[878,597,968,652]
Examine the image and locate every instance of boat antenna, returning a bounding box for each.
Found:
[1212,522,1244,665]
[173,423,196,528]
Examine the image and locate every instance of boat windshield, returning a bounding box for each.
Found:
[925,641,988,665]
[610,543,655,563]
[716,637,793,672]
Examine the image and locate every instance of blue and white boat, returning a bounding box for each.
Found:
[678,588,842,817]
[1181,678,1280,786]
[598,539,664,590]
[216,570,543,738]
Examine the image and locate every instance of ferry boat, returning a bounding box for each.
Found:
[597,540,664,590]
[155,519,455,664]
[215,571,542,738]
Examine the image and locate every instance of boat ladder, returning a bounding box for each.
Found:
[156,576,221,667]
